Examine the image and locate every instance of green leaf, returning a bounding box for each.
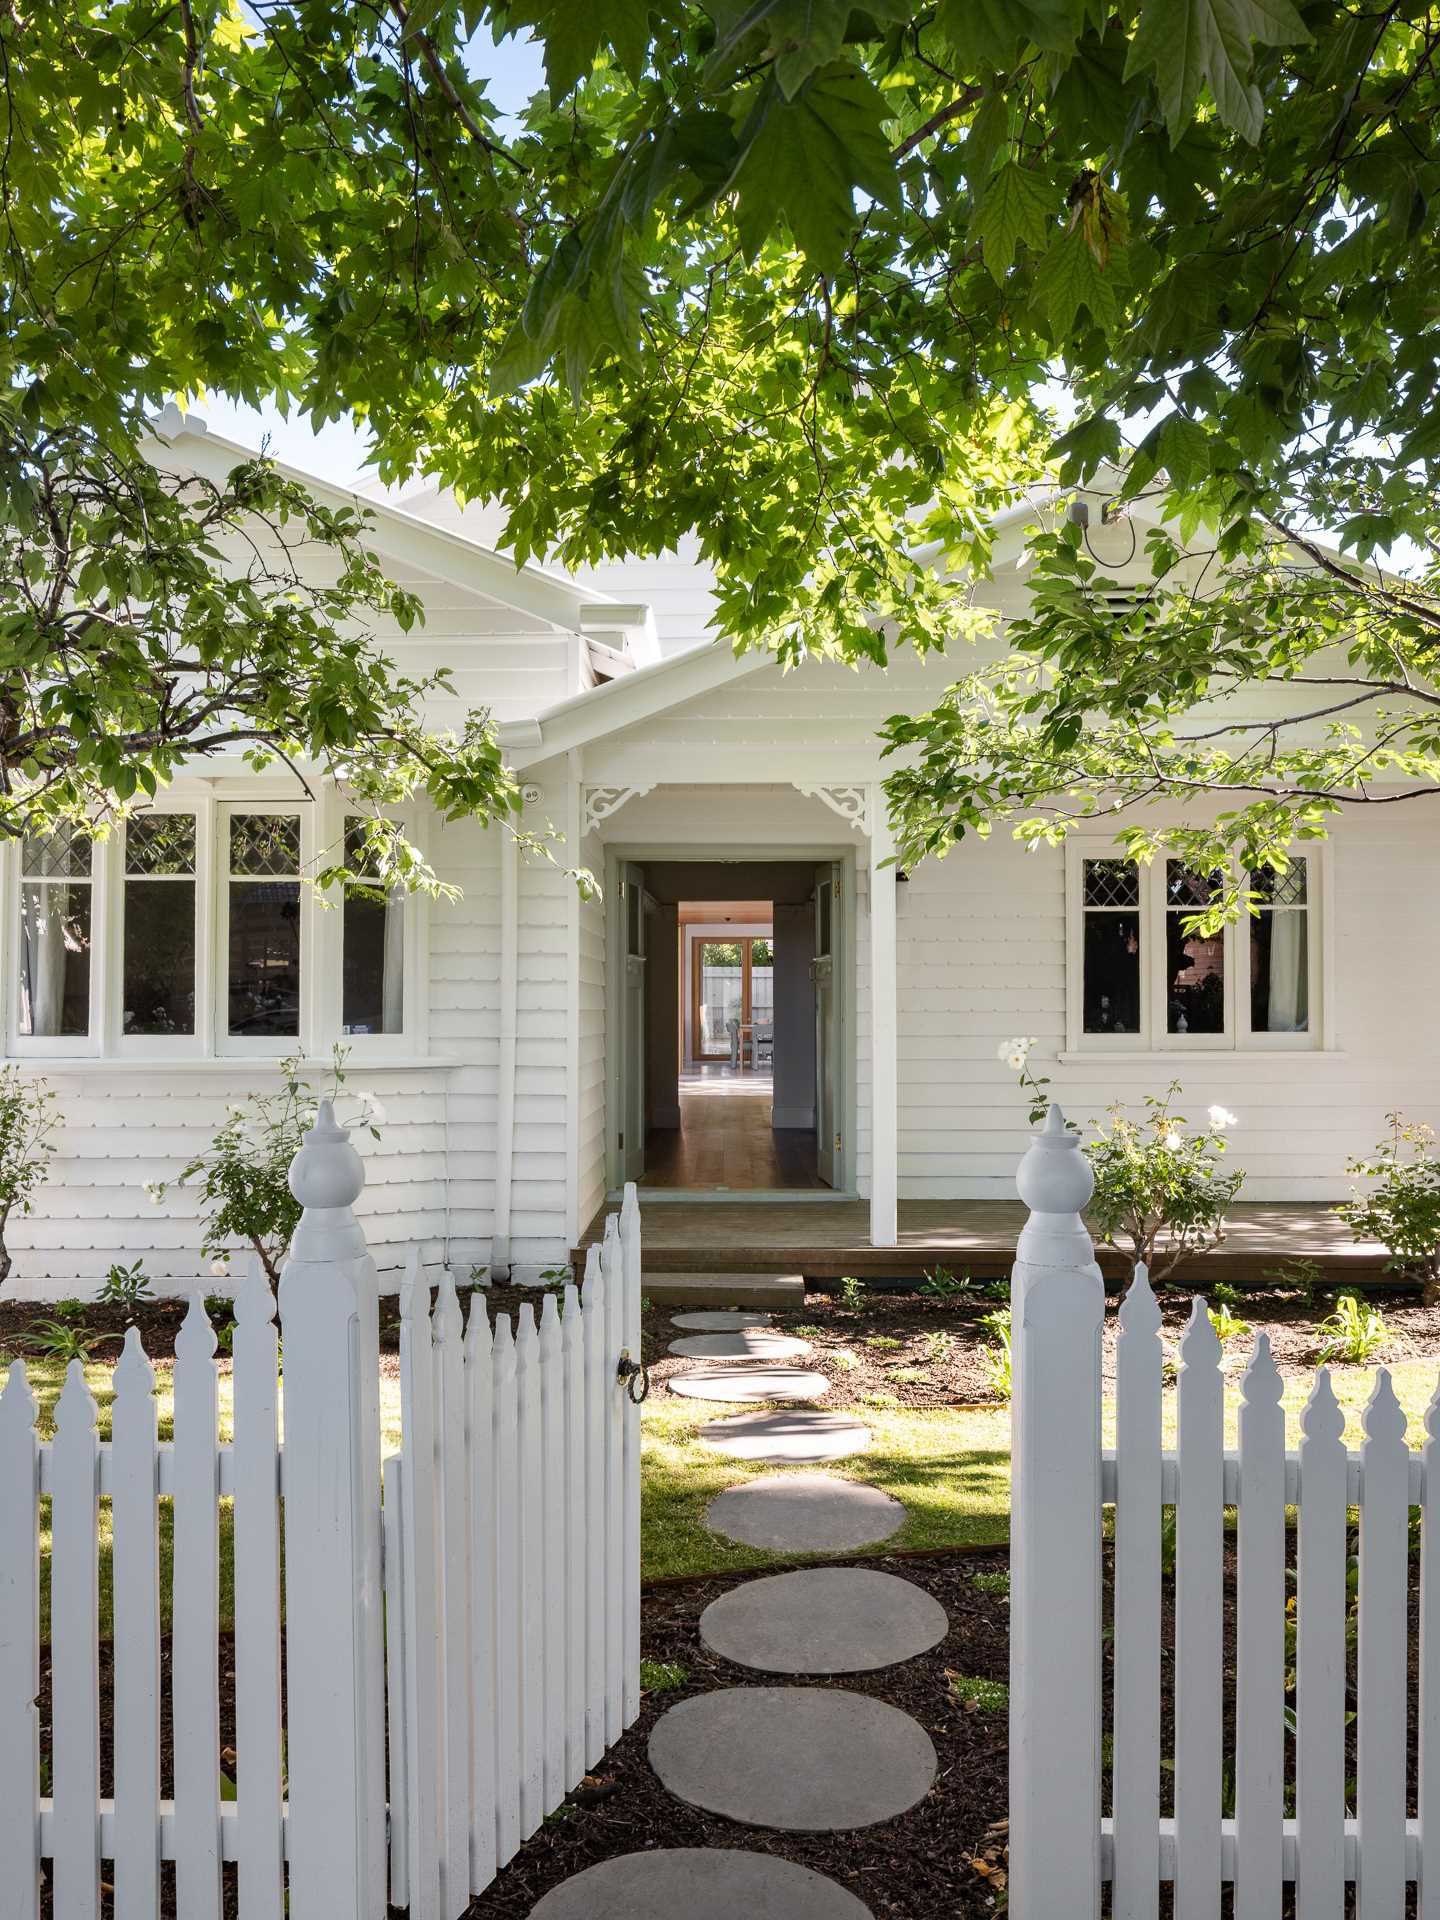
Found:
[506,0,654,103]
[730,62,899,277]
[709,0,908,99]
[971,162,1056,280]
[1124,0,1310,145]
[1031,219,1129,338]
[1155,410,1211,487]
[938,0,1087,67]
[399,0,450,39]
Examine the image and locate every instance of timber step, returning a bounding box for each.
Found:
[636,1271,807,1311]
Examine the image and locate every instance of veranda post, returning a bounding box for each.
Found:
[1009,1104,1105,1920]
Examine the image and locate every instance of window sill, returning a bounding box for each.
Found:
[1056,1048,1344,1066]
[1,1054,460,1075]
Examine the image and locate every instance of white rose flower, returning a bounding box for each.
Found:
[1208,1105,1238,1131]
[1004,1049,1027,1071]
[210,1258,231,1278]
[1163,1129,1183,1151]
[142,1179,163,1205]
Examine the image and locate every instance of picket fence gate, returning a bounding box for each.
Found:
[0,1100,643,1920]
[1011,1103,1440,1920]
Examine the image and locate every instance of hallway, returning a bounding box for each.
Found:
[639,1065,824,1191]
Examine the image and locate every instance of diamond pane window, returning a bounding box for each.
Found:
[230,814,301,877]
[342,815,404,1036]
[1250,858,1309,1034]
[228,813,301,1037]
[123,813,197,1036]
[126,814,197,876]
[1081,859,1142,1034]
[22,822,92,879]
[1083,860,1140,908]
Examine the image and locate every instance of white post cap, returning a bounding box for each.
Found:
[1016,1103,1094,1216]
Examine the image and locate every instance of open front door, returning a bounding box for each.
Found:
[618,862,648,1183]
[812,861,842,1189]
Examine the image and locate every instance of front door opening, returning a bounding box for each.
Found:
[612,859,846,1194]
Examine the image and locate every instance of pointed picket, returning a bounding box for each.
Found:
[491,1315,521,1866]
[51,1359,101,1920]
[582,1246,607,1767]
[515,1304,545,1839]
[383,1453,411,1912]
[1234,1332,1285,1919]
[1112,1263,1162,1920]
[620,1184,642,1725]
[398,1252,441,1920]
[601,1217,624,1746]
[1357,1369,1409,1919]
[539,1293,567,1809]
[172,1297,222,1920]
[1173,1298,1223,1920]
[464,1300,496,1894]
[110,1329,161,1920]
[561,1282,587,1789]
[433,1268,470,1916]
[0,1361,40,1920]
[231,1260,284,1920]
[1295,1366,1347,1918]
[1422,1374,1440,1920]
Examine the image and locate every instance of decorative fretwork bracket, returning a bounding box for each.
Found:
[794,783,872,835]
[582,784,656,836]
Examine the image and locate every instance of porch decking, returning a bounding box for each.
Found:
[575,1198,1394,1284]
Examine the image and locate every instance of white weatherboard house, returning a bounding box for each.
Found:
[3,412,1431,1295]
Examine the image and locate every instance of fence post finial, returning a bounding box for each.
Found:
[1010,1099,1104,1920]
[278,1097,385,1920]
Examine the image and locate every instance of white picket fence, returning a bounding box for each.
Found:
[1010,1103,1440,1919]
[0,1101,642,1920]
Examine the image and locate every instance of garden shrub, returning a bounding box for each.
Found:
[1336,1113,1440,1286]
[0,1067,57,1289]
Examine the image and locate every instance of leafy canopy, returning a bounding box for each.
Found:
[7,1,1440,875]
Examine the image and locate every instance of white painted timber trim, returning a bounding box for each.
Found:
[499,641,774,769]
[493,823,519,1279]
[795,784,872,835]
[869,783,898,1248]
[582,785,657,836]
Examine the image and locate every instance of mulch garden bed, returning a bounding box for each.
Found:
[462,1547,1014,1920]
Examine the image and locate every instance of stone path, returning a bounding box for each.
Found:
[528,1847,874,1918]
[537,1275,949,1918]
[699,1567,948,1675]
[697,1408,872,1462]
[668,1328,812,1362]
[706,1472,905,1551]
[668,1362,830,1403]
[648,1686,938,1831]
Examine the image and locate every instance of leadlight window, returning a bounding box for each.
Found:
[18,824,93,1037]
[1165,865,1226,1036]
[227,813,301,1038]
[1081,859,1141,1035]
[1250,864,1309,1034]
[342,817,405,1036]
[123,814,197,1036]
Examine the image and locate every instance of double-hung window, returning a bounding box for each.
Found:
[1069,845,1322,1052]
[122,813,199,1043]
[16,824,96,1047]
[341,815,406,1038]
[222,809,305,1049]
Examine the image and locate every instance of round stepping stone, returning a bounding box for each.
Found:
[669,1364,829,1404]
[529,1847,873,1919]
[668,1330,812,1362]
[671,1310,774,1331]
[706,1473,904,1552]
[649,1687,936,1831]
[699,1409,872,1464]
[700,1568,948,1675]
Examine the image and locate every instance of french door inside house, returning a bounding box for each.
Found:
[691,934,774,1060]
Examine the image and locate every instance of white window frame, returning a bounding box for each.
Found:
[314,789,428,1060]
[108,803,213,1059]
[8,824,105,1057]
[1065,839,1327,1055]
[4,787,429,1063]
[214,801,315,1059]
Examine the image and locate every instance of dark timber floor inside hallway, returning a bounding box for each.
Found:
[637,1066,825,1192]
